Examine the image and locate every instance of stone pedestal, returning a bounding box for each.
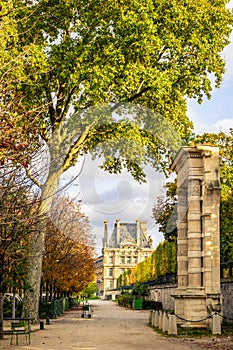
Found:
[171,146,221,328]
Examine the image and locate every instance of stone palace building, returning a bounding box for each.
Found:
[95,219,154,298]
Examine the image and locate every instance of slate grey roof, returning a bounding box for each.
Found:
[107,220,150,248]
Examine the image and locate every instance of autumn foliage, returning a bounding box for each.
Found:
[42,196,96,299]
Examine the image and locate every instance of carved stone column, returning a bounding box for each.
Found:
[177,180,188,291]
[171,146,221,327]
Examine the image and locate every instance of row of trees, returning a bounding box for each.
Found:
[0,165,41,337]
[117,240,177,287]
[0,175,95,300]
[1,0,232,325]
[0,164,95,337]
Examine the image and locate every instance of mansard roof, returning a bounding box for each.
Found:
[106,219,151,249]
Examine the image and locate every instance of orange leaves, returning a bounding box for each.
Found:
[43,228,95,292]
[42,195,96,294]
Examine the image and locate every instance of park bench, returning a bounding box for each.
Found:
[10,319,31,345]
[3,318,31,345]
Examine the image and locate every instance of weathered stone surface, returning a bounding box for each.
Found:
[168,314,178,335]
[212,314,221,335]
[171,146,221,329]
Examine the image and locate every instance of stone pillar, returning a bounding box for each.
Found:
[154,311,159,327]
[177,180,188,291]
[212,314,221,334]
[159,311,163,329]
[151,310,155,327]
[187,178,202,293]
[162,312,168,332]
[149,310,153,325]
[168,315,177,335]
[171,146,221,328]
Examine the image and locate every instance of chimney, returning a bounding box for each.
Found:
[136,219,140,246]
[141,220,147,237]
[116,218,121,245]
[103,220,108,248]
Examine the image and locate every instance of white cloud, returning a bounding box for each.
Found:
[188,99,233,134]
[195,119,233,135]
[61,154,166,255]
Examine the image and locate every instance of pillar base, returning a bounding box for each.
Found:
[173,292,222,329]
[174,293,207,324]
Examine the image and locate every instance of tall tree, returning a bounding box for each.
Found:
[0,165,42,339]
[2,0,232,321]
[43,227,95,299]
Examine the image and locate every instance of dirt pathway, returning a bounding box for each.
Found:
[0,300,232,350]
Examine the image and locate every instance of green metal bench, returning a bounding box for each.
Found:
[10,320,31,345]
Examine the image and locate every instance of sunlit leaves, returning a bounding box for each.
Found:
[152,187,178,242]
[117,240,177,287]
[0,1,48,164]
[6,0,232,180]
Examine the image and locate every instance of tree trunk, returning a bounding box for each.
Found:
[22,170,62,323]
[45,281,49,303]
[22,226,45,323]
[0,254,6,339]
[0,293,4,340]
[12,292,16,319]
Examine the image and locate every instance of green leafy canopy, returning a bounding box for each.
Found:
[3,0,232,182]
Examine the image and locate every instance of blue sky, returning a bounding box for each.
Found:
[187,16,233,134]
[64,6,233,255]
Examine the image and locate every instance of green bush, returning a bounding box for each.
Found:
[117,292,133,308]
[3,301,23,317]
[39,297,79,319]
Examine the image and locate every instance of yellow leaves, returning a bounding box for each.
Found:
[42,195,95,293]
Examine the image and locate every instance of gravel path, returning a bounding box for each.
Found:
[0,300,232,350]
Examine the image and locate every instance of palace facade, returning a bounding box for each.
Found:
[96,219,154,298]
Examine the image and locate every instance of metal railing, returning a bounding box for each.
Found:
[115,261,233,291]
[220,260,233,278]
